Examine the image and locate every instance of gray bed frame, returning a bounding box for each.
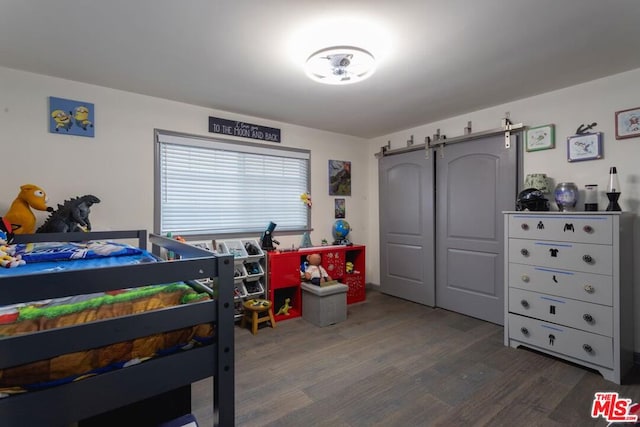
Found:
[0,230,234,427]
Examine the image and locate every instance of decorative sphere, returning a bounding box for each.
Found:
[332,220,351,240]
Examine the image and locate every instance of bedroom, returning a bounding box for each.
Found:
[1,1,640,426]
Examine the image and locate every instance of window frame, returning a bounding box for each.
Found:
[154,129,311,239]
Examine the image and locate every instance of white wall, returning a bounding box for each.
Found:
[367,67,640,351]
[0,66,369,254]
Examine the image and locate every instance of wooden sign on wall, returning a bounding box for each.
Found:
[209,116,281,143]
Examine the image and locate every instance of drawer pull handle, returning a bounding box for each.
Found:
[583,313,594,324]
[583,344,593,354]
[520,300,529,309]
[520,327,529,336]
[582,254,593,264]
[583,225,594,234]
[584,284,594,294]
[521,223,529,231]
[520,249,529,257]
[521,274,530,283]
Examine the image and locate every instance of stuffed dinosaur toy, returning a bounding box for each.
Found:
[3,184,53,234]
[37,195,101,233]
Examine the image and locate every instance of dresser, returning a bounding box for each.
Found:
[504,212,634,384]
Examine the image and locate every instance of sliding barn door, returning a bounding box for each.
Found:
[378,150,435,306]
[434,133,519,325]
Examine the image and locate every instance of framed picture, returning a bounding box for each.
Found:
[615,106,640,139]
[49,96,95,137]
[567,132,603,162]
[525,124,555,152]
[334,198,345,219]
[328,160,351,196]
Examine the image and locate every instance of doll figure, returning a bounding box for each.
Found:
[304,253,331,285]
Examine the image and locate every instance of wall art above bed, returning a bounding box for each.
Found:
[48,96,95,138]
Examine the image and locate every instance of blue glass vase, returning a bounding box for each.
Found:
[554,182,578,211]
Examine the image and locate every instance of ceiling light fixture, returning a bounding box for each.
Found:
[305,46,376,85]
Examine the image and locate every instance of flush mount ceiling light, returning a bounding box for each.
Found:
[305,46,376,85]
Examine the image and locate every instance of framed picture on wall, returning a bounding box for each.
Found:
[334,198,345,219]
[48,96,95,137]
[328,160,351,196]
[615,106,640,139]
[567,132,603,162]
[525,124,555,152]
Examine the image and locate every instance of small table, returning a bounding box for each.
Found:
[240,299,276,335]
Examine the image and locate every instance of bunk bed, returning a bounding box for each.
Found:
[0,230,234,427]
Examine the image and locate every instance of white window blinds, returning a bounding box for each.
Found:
[156,131,310,236]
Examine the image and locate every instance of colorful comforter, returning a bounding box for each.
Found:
[0,283,213,397]
[0,241,214,397]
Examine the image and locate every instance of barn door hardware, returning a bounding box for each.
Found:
[406,134,414,147]
[374,140,391,158]
[502,112,524,149]
[424,136,432,159]
[377,116,526,157]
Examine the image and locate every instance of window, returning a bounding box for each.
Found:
[155,130,310,236]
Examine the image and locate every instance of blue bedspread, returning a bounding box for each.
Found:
[0,241,158,277]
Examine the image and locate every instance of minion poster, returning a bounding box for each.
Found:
[49,96,94,137]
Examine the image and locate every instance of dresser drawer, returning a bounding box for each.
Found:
[508,214,612,244]
[509,288,613,336]
[508,264,613,306]
[508,238,612,275]
[507,313,613,368]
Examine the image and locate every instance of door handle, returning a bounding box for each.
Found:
[582,254,594,264]
[520,249,529,257]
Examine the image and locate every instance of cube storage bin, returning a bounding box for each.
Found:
[301,282,348,327]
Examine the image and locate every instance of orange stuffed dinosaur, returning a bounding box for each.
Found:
[4,184,53,234]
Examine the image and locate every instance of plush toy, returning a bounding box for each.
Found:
[304,253,332,285]
[37,195,100,233]
[3,184,53,234]
[0,218,24,268]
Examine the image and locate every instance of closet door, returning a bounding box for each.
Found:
[378,150,435,306]
[435,133,518,325]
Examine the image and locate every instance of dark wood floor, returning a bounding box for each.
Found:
[193,290,640,426]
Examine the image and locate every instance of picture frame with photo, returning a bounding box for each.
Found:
[615,106,640,139]
[567,132,603,162]
[334,198,345,219]
[525,124,555,152]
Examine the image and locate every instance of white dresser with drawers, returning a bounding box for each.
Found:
[504,212,634,384]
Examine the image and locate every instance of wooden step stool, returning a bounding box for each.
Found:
[241,299,276,335]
